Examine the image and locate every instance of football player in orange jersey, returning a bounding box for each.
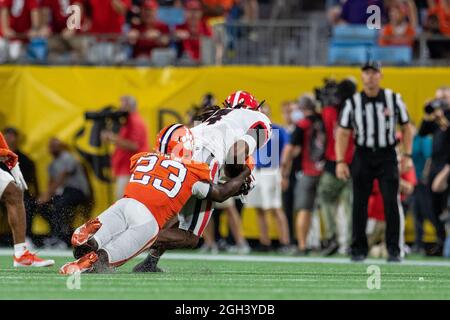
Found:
[133,92,264,273]
[60,124,252,274]
[0,132,54,267]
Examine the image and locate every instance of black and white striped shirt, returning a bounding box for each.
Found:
[339,88,410,149]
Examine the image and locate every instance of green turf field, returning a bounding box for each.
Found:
[1,251,450,300]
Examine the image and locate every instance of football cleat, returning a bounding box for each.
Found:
[72,218,102,247]
[59,251,98,275]
[13,250,55,267]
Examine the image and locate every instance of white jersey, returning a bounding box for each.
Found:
[191,108,272,166]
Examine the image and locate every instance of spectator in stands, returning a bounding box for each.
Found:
[281,95,324,255]
[326,0,344,25]
[0,0,40,61]
[2,127,39,245]
[202,0,234,19]
[39,0,87,62]
[127,0,145,28]
[242,0,258,22]
[101,96,149,200]
[247,104,291,253]
[379,1,417,47]
[411,121,433,253]
[73,0,131,63]
[317,79,356,256]
[425,0,450,58]
[37,137,90,247]
[339,0,386,25]
[127,0,170,60]
[175,0,213,63]
[418,86,450,255]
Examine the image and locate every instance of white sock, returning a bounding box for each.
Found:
[14,243,27,258]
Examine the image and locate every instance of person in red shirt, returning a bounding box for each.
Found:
[175,0,213,63]
[367,138,417,258]
[39,0,87,61]
[127,0,170,59]
[281,95,324,255]
[0,0,39,38]
[74,0,131,35]
[0,0,39,60]
[101,96,149,200]
[317,78,356,256]
[379,2,417,47]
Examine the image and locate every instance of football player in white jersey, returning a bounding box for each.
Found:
[133,91,272,272]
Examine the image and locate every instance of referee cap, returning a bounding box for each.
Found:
[361,61,382,72]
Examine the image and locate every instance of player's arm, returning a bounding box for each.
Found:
[280,125,303,180]
[192,167,251,203]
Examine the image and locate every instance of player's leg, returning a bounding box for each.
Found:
[0,169,54,267]
[133,149,219,272]
[132,196,207,273]
[71,199,129,259]
[256,208,270,248]
[265,168,290,249]
[61,198,159,274]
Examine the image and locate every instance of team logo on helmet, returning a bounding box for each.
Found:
[156,124,194,160]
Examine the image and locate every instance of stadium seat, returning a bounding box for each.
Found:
[328,45,368,65]
[157,7,185,29]
[27,38,48,63]
[370,46,413,65]
[331,25,379,46]
[151,48,177,66]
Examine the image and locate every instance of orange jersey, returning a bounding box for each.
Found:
[124,152,212,228]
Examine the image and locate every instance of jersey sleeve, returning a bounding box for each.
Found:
[247,112,273,151]
[0,133,10,150]
[191,181,211,200]
[129,152,150,171]
[395,93,410,125]
[186,162,212,182]
[339,99,353,129]
[290,125,304,147]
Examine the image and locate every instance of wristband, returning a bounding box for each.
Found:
[336,160,345,164]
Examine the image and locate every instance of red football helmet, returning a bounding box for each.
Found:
[225,91,263,110]
[155,124,195,160]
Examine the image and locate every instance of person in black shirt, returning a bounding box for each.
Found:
[418,87,450,254]
[3,127,39,243]
[336,61,413,262]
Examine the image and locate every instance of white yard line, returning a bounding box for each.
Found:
[1,248,450,267]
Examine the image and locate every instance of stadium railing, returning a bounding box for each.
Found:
[0,21,449,66]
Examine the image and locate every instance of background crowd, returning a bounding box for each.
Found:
[0,0,449,64]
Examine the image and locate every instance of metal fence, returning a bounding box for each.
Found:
[208,20,325,66]
[0,20,449,66]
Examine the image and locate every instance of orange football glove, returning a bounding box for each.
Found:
[0,148,18,170]
[245,155,255,172]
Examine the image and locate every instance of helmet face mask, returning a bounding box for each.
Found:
[225,90,263,111]
[155,124,194,160]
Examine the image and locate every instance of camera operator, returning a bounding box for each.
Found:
[101,96,149,200]
[418,86,450,255]
[317,78,356,256]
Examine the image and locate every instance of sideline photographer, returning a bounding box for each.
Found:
[101,96,149,200]
[418,86,450,254]
[316,78,356,256]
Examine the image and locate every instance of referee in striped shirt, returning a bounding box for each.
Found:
[335,61,413,262]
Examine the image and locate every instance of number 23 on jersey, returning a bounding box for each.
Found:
[129,154,187,198]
